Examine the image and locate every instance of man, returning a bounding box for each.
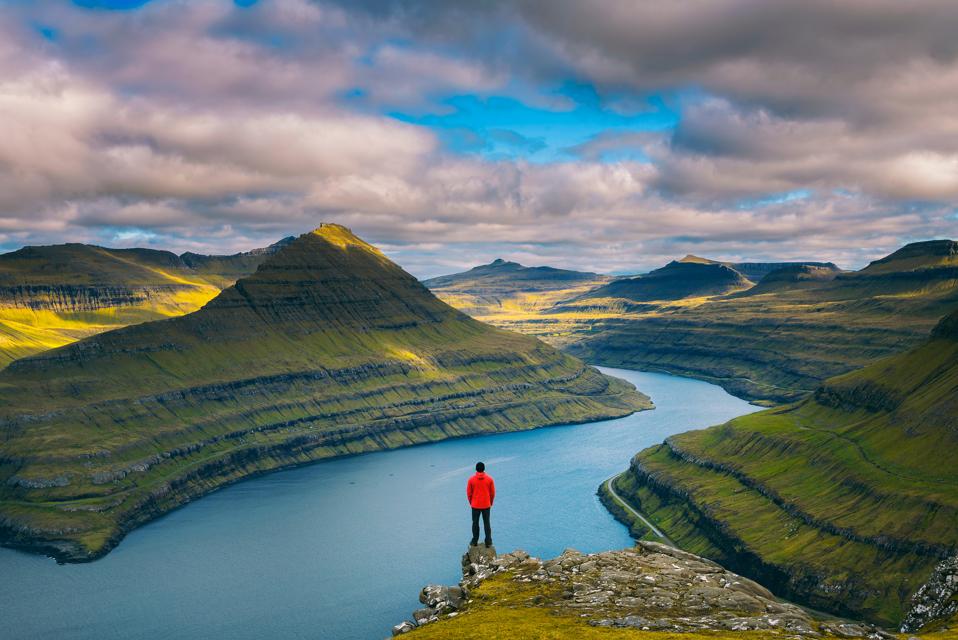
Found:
[467,461,495,547]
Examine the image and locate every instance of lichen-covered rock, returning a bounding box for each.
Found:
[419,585,466,612]
[412,608,438,625]
[901,554,958,632]
[393,545,536,633]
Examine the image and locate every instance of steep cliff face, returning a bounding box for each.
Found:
[608,309,958,628]
[0,225,649,562]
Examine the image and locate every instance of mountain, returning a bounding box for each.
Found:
[0,225,649,562]
[179,236,295,286]
[607,308,958,627]
[735,263,844,295]
[676,254,839,282]
[558,240,958,403]
[858,239,958,275]
[0,239,289,368]
[577,260,752,304]
[730,260,840,281]
[423,258,613,320]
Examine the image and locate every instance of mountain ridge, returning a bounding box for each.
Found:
[0,237,291,367]
[606,307,958,627]
[0,224,650,562]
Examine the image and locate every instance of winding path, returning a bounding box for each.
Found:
[603,473,675,547]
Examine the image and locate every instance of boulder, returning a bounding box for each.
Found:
[412,607,438,625]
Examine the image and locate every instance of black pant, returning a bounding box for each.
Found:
[471,507,491,544]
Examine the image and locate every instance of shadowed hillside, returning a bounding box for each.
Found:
[574,260,752,306]
[0,239,291,368]
[447,240,958,404]
[424,259,613,318]
[0,225,649,562]
[608,308,958,627]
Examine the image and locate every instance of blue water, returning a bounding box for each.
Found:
[0,368,758,640]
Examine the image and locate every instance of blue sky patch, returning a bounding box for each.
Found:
[390,86,679,162]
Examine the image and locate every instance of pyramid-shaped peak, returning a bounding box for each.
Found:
[308,224,385,256]
[239,224,395,282]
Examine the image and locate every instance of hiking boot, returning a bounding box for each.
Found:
[470,539,478,546]
[484,540,492,548]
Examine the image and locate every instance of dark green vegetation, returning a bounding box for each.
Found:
[575,259,752,306]
[0,225,649,562]
[610,308,958,628]
[0,239,290,367]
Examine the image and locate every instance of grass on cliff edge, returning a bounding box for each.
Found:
[611,315,958,627]
[405,570,958,640]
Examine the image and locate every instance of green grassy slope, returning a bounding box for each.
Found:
[0,240,286,368]
[563,240,958,403]
[610,309,958,627]
[0,225,649,562]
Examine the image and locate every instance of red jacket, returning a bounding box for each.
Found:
[467,472,495,509]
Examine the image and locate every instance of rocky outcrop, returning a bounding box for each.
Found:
[0,284,196,312]
[393,542,896,638]
[392,544,532,635]
[901,554,958,632]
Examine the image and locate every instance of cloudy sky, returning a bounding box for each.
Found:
[1,0,956,277]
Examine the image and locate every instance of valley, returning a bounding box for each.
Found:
[1,230,956,637]
[428,241,958,404]
[0,225,648,562]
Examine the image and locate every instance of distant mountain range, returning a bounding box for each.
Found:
[0,238,293,367]
[6,237,955,404]
[427,240,958,404]
[611,306,958,628]
[0,225,649,562]
[424,258,612,319]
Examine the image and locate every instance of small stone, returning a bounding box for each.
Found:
[391,621,416,636]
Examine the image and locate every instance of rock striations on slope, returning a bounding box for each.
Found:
[608,307,958,628]
[0,238,290,367]
[0,225,649,563]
